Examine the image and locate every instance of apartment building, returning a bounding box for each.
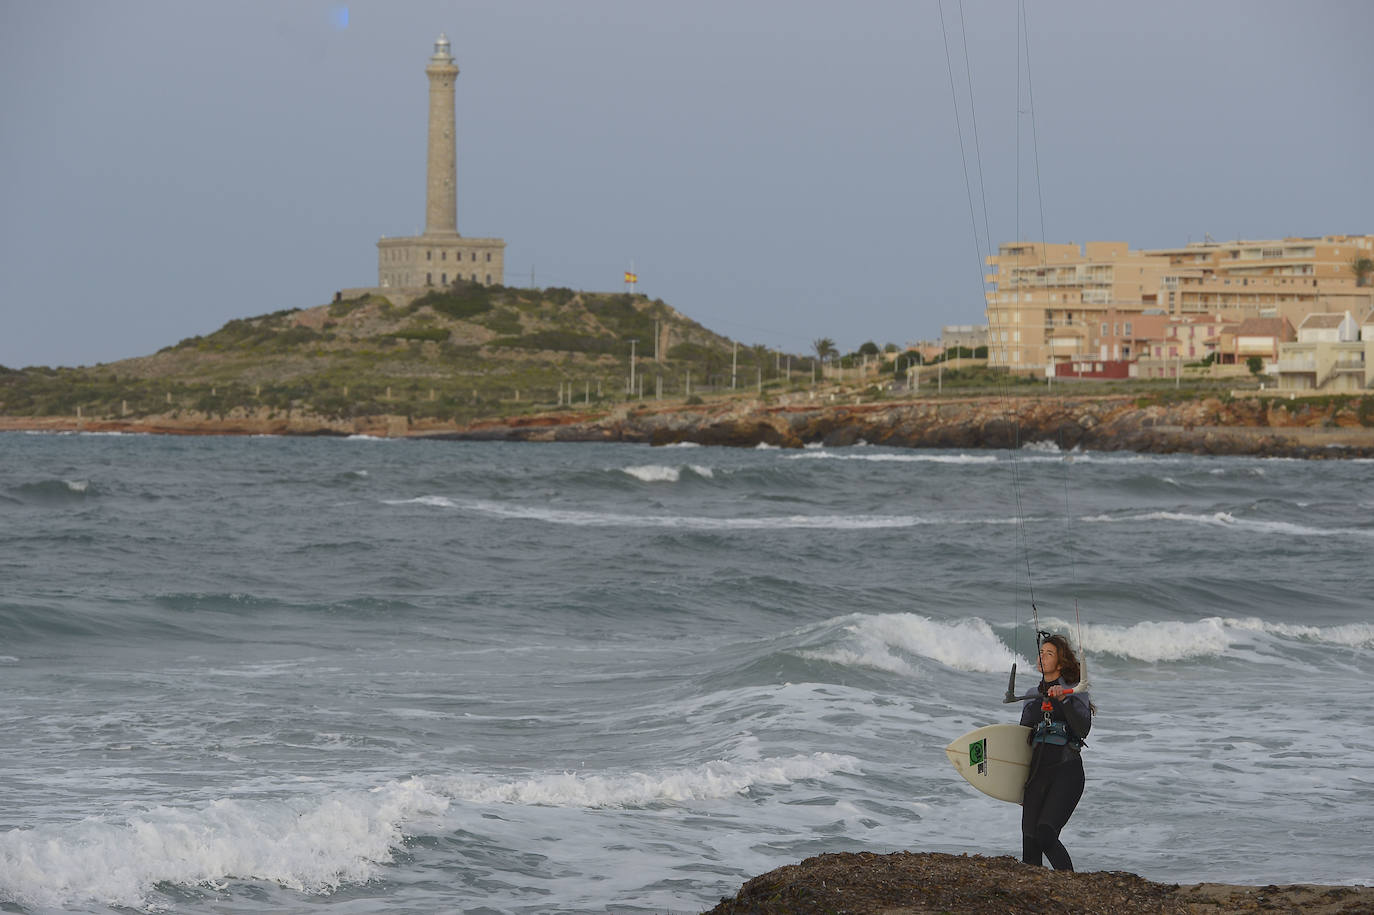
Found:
[1144,236,1372,324]
[983,241,1169,372]
[984,235,1374,374]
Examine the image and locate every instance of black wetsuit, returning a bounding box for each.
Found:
[1019,677,1091,871]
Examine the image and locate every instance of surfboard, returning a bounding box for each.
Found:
[945,723,1032,804]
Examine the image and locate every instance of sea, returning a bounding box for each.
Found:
[1,431,1370,914]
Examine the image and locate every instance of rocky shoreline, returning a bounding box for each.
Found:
[3,394,1373,458]
[704,851,1374,914]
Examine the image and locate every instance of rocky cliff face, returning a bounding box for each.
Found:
[439,394,1374,458]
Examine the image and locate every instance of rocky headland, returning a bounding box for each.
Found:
[4,393,1374,458]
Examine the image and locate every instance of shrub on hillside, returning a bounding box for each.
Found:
[388,325,451,343]
[415,283,493,320]
[487,331,621,354]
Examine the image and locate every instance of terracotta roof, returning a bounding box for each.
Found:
[1233,317,1295,340]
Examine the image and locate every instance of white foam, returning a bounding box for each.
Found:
[64,479,89,493]
[1038,615,1374,663]
[435,753,860,808]
[800,613,1027,675]
[787,452,998,464]
[405,498,928,530]
[0,778,449,911]
[753,442,778,450]
[384,495,457,508]
[620,464,714,483]
[1080,511,1373,539]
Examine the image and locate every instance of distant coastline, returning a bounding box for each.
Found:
[4,392,1373,459]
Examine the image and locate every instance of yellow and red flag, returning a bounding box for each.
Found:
[624,271,638,284]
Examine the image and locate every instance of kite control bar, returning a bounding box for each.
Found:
[1000,662,1090,704]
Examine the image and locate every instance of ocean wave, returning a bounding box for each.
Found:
[385,496,1025,531]
[384,495,1047,531]
[798,612,1027,676]
[620,464,715,483]
[1080,511,1373,539]
[0,778,450,911]
[434,753,860,809]
[787,451,998,464]
[1034,615,1374,663]
[9,479,93,504]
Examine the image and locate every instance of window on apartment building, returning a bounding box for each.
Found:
[485,274,492,284]
[442,273,447,284]
[486,253,492,262]
[1101,323,1108,336]
[1125,322,1133,335]
[427,251,432,261]
[472,253,478,262]
[426,272,432,285]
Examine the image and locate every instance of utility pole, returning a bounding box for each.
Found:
[628,339,638,396]
[731,342,738,389]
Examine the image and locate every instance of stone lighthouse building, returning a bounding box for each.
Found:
[376,34,505,289]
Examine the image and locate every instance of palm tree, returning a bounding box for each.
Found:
[1349,256,1374,287]
[812,337,839,362]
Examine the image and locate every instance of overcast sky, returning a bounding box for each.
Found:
[2,1,1370,368]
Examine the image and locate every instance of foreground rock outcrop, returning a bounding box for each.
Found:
[704,851,1374,914]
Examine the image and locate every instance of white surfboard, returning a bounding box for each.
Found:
[945,723,1032,804]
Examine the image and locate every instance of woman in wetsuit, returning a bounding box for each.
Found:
[1020,633,1092,871]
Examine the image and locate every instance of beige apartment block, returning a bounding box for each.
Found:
[375,34,505,290]
[984,235,1374,374]
[1275,311,1371,391]
[1144,235,1373,326]
[984,241,1170,372]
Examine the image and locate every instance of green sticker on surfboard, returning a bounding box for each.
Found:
[969,738,987,766]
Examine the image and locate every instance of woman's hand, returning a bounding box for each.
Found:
[1046,685,1070,700]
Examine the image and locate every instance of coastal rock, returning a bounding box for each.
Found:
[704,851,1374,915]
[4,394,1373,459]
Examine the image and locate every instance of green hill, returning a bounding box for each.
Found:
[0,284,809,423]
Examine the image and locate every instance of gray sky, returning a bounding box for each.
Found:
[2,0,1370,368]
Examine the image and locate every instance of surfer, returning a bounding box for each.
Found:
[1019,633,1092,871]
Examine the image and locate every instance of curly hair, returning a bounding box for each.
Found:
[1042,633,1082,685]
